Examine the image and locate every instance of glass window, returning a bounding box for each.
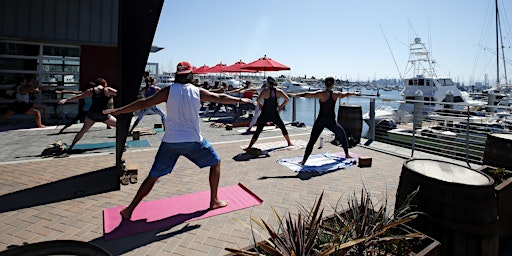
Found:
[0,57,38,71]
[43,46,80,57]
[453,96,464,103]
[1,41,80,117]
[0,42,39,56]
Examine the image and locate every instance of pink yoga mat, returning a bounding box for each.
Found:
[103,183,262,240]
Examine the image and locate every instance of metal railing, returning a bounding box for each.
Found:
[364,97,511,166]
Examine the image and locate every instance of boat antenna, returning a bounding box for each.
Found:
[379,24,403,83]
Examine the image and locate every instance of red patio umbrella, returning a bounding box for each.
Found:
[223,60,257,73]
[193,64,210,74]
[204,63,228,73]
[242,55,290,74]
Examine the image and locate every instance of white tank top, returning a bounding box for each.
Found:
[162,83,203,143]
[16,86,30,103]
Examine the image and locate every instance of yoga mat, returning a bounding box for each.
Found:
[236,126,277,134]
[240,139,307,153]
[132,127,157,135]
[72,139,151,150]
[103,183,262,240]
[153,128,164,133]
[19,125,58,131]
[277,152,359,173]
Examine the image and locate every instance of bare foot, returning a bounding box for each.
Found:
[120,208,132,220]
[346,154,353,159]
[38,125,47,128]
[209,200,229,210]
[298,160,305,165]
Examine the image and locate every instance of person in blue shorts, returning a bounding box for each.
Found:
[289,76,360,164]
[104,61,253,220]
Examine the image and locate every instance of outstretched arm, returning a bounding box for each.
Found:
[289,90,323,98]
[19,85,40,94]
[199,88,252,105]
[55,90,81,94]
[103,87,169,115]
[104,87,118,97]
[58,89,93,104]
[333,91,360,99]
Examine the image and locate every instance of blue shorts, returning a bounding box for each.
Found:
[149,138,220,178]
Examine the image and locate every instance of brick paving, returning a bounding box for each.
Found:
[0,111,484,255]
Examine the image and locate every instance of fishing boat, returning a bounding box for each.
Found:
[363,37,468,125]
[397,37,469,114]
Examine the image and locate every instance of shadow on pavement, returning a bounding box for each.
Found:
[90,223,200,255]
[232,152,270,161]
[258,170,336,181]
[0,166,120,213]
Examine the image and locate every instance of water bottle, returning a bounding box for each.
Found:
[319,137,324,149]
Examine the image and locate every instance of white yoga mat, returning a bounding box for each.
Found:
[277,152,358,173]
[240,139,307,153]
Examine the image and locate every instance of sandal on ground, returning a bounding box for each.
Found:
[128,170,138,184]
[119,171,130,186]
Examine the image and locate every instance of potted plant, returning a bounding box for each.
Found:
[225,187,440,255]
[476,165,512,245]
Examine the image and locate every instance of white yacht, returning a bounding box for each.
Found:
[398,37,468,114]
[156,74,174,88]
[279,79,320,93]
[363,105,412,125]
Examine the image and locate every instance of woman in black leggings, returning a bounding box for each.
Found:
[289,77,359,165]
[244,76,292,150]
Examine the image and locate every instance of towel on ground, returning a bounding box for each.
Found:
[240,139,307,153]
[277,152,357,173]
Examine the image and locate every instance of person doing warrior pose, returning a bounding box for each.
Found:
[289,76,359,164]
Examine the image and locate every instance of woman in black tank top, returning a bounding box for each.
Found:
[244,76,292,151]
[289,77,360,165]
[58,78,117,151]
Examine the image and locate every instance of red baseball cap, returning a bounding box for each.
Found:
[176,61,193,74]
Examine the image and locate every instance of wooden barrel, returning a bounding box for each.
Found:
[395,159,499,256]
[483,133,512,171]
[337,105,362,146]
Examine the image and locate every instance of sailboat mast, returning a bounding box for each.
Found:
[496,0,499,84]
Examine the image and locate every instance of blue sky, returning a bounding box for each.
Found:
[147,0,511,85]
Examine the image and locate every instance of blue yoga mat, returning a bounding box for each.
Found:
[71,139,151,150]
[153,128,164,133]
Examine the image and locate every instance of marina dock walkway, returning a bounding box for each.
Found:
[0,112,487,255]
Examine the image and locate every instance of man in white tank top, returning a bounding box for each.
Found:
[104,61,253,220]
